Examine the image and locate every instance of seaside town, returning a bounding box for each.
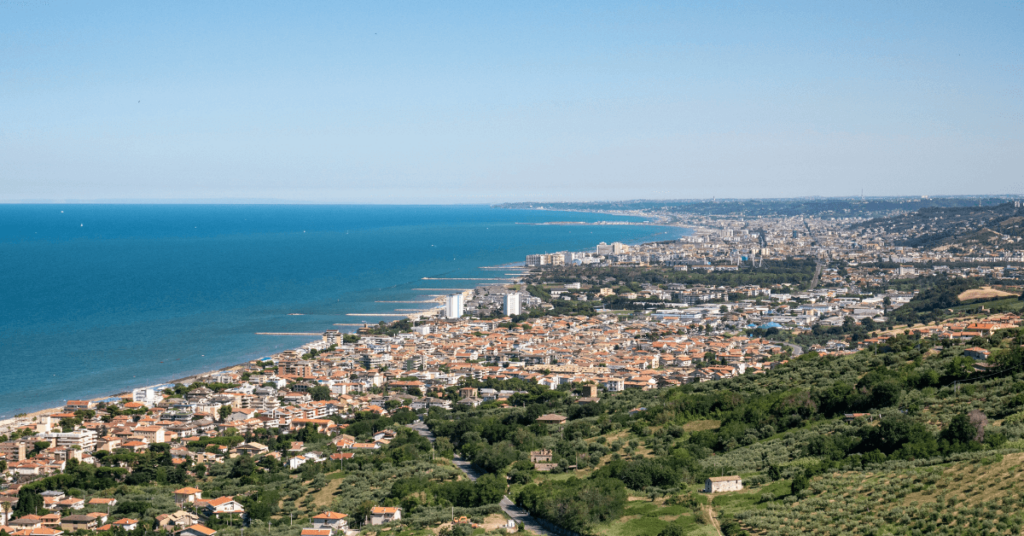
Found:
[2,201,1024,536]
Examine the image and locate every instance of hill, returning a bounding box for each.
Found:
[425,320,1024,536]
[853,202,1024,251]
[495,197,1017,219]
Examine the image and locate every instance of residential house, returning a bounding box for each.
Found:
[198,497,245,517]
[112,518,139,530]
[59,516,97,531]
[174,488,202,508]
[155,511,200,530]
[367,507,401,526]
[311,512,349,533]
[178,524,218,536]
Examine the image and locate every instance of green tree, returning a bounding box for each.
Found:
[309,385,332,401]
[658,525,687,536]
[218,405,232,422]
[790,470,809,495]
[14,488,43,516]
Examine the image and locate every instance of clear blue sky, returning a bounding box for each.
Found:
[2,1,1021,203]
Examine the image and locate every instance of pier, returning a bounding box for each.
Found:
[256,332,322,336]
[421,277,516,281]
[345,313,409,317]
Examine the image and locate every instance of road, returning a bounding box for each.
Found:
[405,421,558,536]
[808,261,823,290]
[781,342,803,357]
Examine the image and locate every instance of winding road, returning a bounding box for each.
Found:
[406,421,557,536]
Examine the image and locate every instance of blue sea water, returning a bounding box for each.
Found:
[0,205,687,415]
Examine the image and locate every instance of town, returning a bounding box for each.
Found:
[2,199,1024,536]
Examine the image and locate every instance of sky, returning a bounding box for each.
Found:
[1,1,1022,204]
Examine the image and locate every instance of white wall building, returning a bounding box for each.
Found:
[504,293,521,316]
[445,294,464,320]
[132,387,161,406]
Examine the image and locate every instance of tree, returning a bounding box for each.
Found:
[968,410,987,442]
[218,405,232,422]
[309,385,332,401]
[14,488,42,517]
[767,464,782,481]
[311,474,328,491]
[790,470,809,495]
[658,525,687,536]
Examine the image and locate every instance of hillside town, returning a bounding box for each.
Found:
[2,203,1024,536]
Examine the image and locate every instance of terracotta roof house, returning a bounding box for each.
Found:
[311,512,348,532]
[177,524,217,536]
[174,487,203,507]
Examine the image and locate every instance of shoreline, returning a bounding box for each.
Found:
[0,215,684,428]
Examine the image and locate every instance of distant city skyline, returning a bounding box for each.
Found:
[2,1,1021,203]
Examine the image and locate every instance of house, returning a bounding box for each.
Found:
[10,528,63,536]
[704,476,743,493]
[234,443,269,456]
[55,498,84,511]
[39,514,60,528]
[59,516,97,531]
[174,487,203,508]
[65,401,93,412]
[134,426,166,444]
[198,497,245,517]
[529,450,553,463]
[535,414,567,425]
[86,498,117,509]
[288,456,311,470]
[311,512,348,533]
[367,507,401,526]
[178,524,217,536]
[156,511,200,530]
[112,518,139,530]
[8,516,43,530]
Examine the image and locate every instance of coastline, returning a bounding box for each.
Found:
[0,212,685,426]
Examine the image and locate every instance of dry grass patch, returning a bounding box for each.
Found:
[958,286,1016,301]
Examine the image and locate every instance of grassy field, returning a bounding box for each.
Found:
[952,296,1023,312]
[592,496,717,536]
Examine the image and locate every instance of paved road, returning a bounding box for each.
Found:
[808,261,823,290]
[405,422,557,536]
[499,496,559,536]
[782,342,804,357]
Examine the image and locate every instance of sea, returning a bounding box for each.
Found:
[0,204,688,416]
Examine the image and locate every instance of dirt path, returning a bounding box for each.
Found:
[706,500,724,536]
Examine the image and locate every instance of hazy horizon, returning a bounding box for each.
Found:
[3,2,1021,203]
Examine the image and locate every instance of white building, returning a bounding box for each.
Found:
[705,476,743,493]
[445,294,464,320]
[45,430,97,452]
[132,387,161,406]
[504,293,521,316]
